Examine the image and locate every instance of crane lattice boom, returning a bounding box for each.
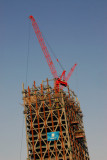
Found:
[65,63,77,82]
[29,15,58,79]
[29,15,77,89]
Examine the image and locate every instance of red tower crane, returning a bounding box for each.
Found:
[29,15,77,89]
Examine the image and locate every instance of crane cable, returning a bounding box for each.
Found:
[26,21,31,87]
[75,66,79,96]
[42,33,65,71]
[20,20,30,160]
[27,20,65,78]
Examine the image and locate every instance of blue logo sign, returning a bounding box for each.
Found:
[47,131,59,141]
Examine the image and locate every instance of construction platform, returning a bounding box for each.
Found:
[22,79,90,160]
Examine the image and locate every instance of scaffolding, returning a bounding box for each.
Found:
[22,79,90,160]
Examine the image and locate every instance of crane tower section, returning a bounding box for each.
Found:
[22,79,90,160]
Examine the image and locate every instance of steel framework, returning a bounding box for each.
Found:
[22,79,90,160]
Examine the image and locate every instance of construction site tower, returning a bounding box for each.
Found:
[22,79,90,160]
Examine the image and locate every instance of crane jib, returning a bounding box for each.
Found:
[29,15,77,88]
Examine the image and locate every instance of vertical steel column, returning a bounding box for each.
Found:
[28,86,36,160]
[22,83,29,159]
[41,84,50,159]
[47,79,58,160]
[34,81,43,160]
[54,86,66,160]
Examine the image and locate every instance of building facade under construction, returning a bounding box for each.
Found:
[22,79,90,160]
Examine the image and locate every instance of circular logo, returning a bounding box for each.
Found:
[52,133,54,137]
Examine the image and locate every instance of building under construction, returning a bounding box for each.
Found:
[22,79,90,160]
[22,15,90,160]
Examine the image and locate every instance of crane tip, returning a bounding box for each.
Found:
[29,15,33,19]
